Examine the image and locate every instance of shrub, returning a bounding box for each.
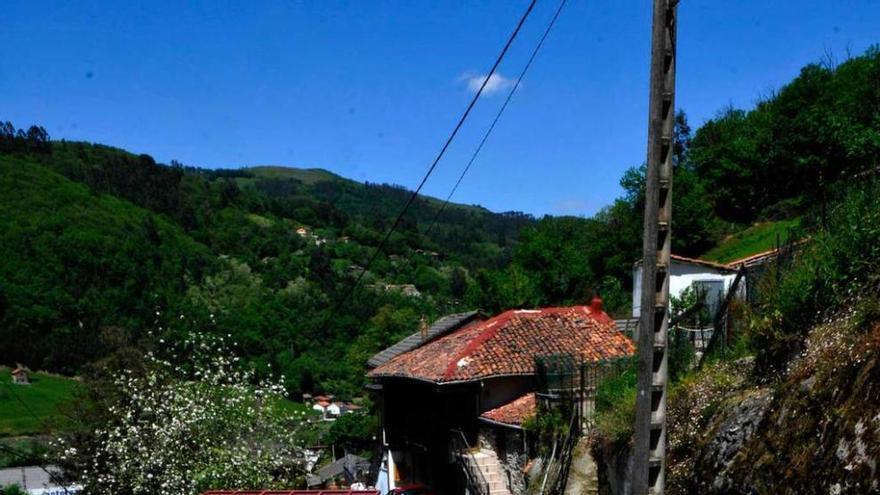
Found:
[592,359,637,447]
[751,176,880,374]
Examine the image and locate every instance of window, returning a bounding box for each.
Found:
[692,280,724,315]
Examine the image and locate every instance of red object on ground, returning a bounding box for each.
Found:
[202,491,380,495]
[388,485,435,495]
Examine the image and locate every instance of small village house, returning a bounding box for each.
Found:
[631,254,741,318]
[366,300,634,495]
[311,395,361,420]
[10,366,29,385]
[306,453,371,489]
[630,247,794,321]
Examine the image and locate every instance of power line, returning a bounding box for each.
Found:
[3,379,40,422]
[336,0,539,306]
[425,0,569,237]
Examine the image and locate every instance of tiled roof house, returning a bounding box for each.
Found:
[368,305,632,384]
[366,299,634,495]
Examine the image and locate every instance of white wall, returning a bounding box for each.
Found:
[632,261,740,318]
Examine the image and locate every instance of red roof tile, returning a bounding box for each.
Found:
[202,491,379,495]
[480,393,536,428]
[368,305,634,384]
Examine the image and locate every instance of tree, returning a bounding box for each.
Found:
[323,412,377,457]
[54,332,306,495]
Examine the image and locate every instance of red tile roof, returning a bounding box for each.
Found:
[480,393,536,428]
[368,305,634,384]
[202,491,379,495]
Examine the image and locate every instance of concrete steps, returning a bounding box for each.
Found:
[466,449,511,495]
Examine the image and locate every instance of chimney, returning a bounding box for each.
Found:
[589,294,604,313]
[419,315,429,341]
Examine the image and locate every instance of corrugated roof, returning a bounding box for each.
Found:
[368,305,634,384]
[306,454,370,487]
[366,311,482,368]
[634,254,737,273]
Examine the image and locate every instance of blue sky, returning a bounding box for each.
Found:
[3,1,879,217]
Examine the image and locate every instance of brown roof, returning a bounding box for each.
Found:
[726,239,810,268]
[368,305,634,384]
[480,393,536,428]
[634,254,737,273]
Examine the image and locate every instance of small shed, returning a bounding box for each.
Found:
[632,254,741,318]
[10,366,29,385]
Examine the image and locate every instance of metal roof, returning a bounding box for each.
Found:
[306,454,370,487]
[366,311,481,368]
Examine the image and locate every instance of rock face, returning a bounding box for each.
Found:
[592,319,880,494]
[592,443,631,495]
[681,322,880,494]
[692,389,771,494]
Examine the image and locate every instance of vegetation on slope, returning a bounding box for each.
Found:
[700,218,801,263]
[590,46,880,493]
[0,156,211,373]
[0,367,79,437]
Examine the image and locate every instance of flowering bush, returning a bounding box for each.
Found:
[55,331,306,495]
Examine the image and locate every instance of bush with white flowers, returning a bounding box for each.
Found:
[55,332,305,495]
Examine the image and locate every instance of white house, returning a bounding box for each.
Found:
[312,400,343,420]
[632,254,741,318]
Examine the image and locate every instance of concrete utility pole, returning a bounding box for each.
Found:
[633,0,677,494]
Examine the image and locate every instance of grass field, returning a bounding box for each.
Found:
[701,218,801,264]
[0,367,79,437]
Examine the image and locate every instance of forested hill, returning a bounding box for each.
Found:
[0,130,534,396]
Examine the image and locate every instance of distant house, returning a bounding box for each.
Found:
[296,227,310,237]
[340,402,363,415]
[10,366,29,385]
[366,300,634,495]
[306,453,371,489]
[382,284,421,298]
[632,254,741,318]
[312,398,344,420]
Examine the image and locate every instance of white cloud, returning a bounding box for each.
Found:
[461,72,516,95]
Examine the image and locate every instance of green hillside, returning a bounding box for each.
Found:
[0,140,532,397]
[246,165,341,184]
[0,367,79,437]
[701,218,801,263]
[0,156,211,373]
